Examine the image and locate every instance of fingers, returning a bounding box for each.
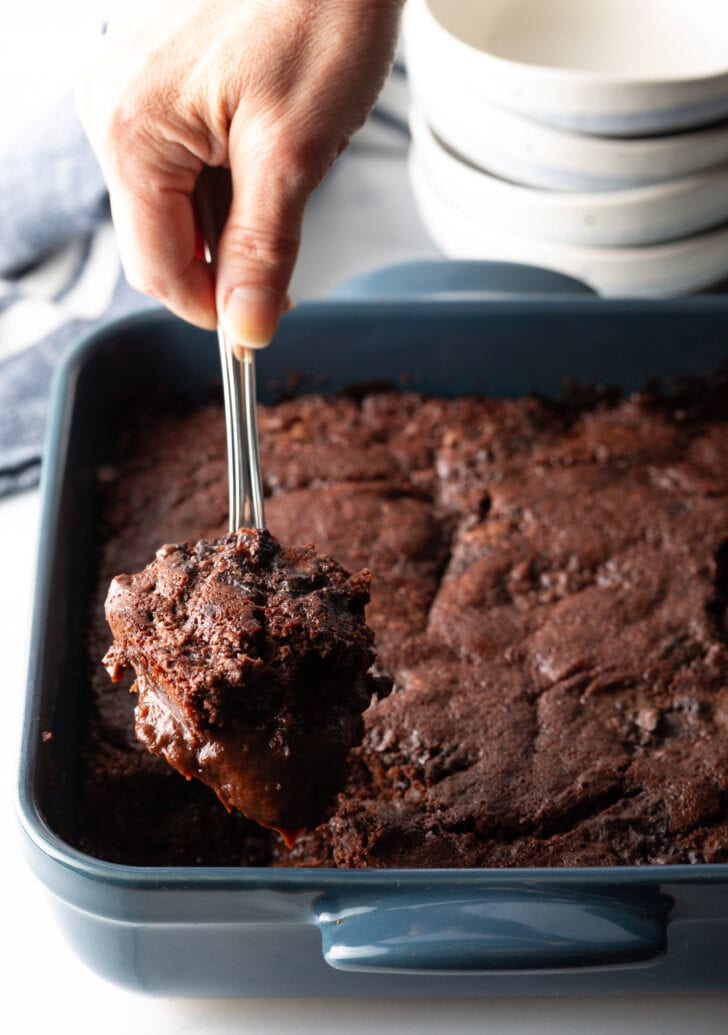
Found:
[74,7,218,330]
[107,172,217,330]
[215,130,309,350]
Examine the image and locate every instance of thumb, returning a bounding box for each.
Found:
[216,145,307,350]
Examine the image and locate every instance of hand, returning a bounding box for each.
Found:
[77,0,403,346]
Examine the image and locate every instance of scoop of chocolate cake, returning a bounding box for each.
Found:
[103,527,388,842]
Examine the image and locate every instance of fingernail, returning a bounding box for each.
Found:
[283,294,296,313]
[223,286,281,349]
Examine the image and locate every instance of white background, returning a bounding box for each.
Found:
[3,3,728,1031]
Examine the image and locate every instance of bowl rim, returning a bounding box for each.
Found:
[417,0,728,90]
[410,150,728,296]
[407,73,728,166]
[411,107,728,207]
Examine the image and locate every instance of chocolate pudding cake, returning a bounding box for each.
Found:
[103,528,387,842]
[74,375,728,868]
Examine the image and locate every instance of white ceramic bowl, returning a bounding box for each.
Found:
[404,0,728,136]
[411,110,728,248]
[408,72,728,192]
[409,148,728,296]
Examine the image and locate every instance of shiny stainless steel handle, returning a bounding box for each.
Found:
[195,166,266,531]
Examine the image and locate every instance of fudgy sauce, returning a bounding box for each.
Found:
[103,529,387,841]
[71,377,728,867]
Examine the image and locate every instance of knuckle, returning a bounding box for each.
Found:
[267,133,335,192]
[226,224,300,270]
[237,114,334,195]
[103,81,179,180]
[106,91,155,152]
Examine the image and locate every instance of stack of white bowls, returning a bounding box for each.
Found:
[404,0,728,295]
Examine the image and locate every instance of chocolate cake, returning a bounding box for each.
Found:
[75,375,728,868]
[103,529,386,842]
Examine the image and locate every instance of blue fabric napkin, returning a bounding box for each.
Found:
[0,91,155,496]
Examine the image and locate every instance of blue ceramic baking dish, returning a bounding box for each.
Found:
[17,262,728,996]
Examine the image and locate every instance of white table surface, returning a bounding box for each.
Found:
[4,2,728,1031]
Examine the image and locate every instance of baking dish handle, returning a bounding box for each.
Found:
[329,260,595,301]
[314,885,669,973]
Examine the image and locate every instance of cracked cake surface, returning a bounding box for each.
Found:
[73,375,728,867]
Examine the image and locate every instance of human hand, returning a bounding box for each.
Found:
[77,0,403,346]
